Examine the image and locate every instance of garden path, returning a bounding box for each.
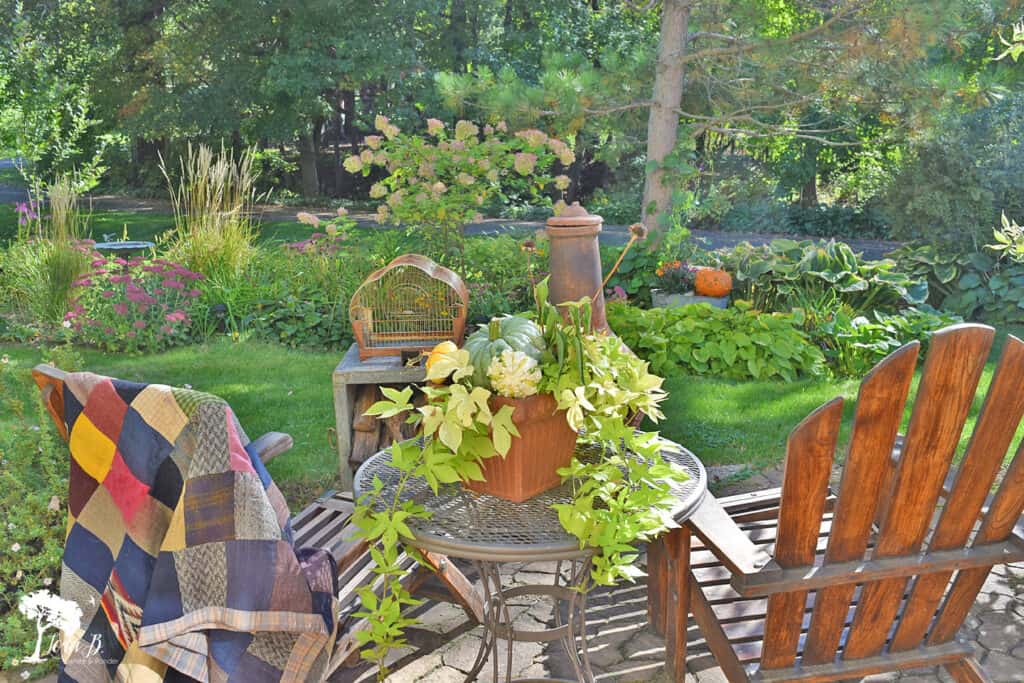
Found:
[0,161,901,259]
[327,463,1024,683]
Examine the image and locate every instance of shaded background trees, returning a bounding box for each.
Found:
[1,0,1022,245]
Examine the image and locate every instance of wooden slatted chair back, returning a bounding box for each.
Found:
[759,324,1024,674]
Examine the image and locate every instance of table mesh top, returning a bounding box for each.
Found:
[354,439,706,561]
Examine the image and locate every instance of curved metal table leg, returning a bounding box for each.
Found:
[467,558,595,683]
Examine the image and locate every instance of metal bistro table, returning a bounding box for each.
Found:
[354,439,707,683]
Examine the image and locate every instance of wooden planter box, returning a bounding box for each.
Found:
[651,288,728,309]
[464,393,577,502]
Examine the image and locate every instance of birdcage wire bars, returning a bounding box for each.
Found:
[349,254,469,359]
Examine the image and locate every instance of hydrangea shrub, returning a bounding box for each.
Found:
[344,116,572,260]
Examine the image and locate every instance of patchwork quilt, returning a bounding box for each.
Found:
[58,373,338,682]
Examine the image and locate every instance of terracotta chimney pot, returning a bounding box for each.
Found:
[545,202,609,332]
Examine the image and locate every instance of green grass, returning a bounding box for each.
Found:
[656,325,1024,473]
[0,204,319,246]
[4,325,1023,507]
[1,339,341,505]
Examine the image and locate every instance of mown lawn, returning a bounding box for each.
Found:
[1,340,341,505]
[5,325,1023,506]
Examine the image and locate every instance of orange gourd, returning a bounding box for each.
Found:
[694,268,733,297]
[425,340,458,375]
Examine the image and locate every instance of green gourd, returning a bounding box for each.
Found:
[464,316,545,389]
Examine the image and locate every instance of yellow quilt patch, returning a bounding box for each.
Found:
[131,385,188,445]
[69,415,116,482]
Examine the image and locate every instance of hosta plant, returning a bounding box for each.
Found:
[352,278,686,679]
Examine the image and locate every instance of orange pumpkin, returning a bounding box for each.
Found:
[694,268,733,297]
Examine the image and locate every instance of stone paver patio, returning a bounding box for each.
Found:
[16,465,1022,683]
[331,465,1024,683]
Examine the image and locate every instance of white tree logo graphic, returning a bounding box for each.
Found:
[18,590,83,664]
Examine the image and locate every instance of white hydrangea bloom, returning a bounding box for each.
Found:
[487,350,541,398]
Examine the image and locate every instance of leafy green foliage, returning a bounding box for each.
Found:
[718,239,928,315]
[344,117,565,264]
[608,300,825,382]
[0,239,92,326]
[0,355,67,676]
[892,215,1024,327]
[883,94,1024,249]
[810,306,962,377]
[714,200,890,240]
[352,280,683,678]
[69,254,204,353]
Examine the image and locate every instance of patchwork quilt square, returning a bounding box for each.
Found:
[58,372,338,682]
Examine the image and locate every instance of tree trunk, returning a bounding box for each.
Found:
[333,108,343,196]
[640,0,691,237]
[342,89,357,154]
[449,0,469,70]
[297,132,319,198]
[799,144,819,208]
[799,175,818,208]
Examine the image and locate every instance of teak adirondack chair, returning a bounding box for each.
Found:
[679,324,1024,682]
[32,364,484,677]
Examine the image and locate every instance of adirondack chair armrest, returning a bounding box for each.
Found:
[687,494,777,584]
[250,432,294,464]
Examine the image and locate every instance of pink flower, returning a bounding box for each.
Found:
[114,258,128,266]
[133,320,147,329]
[104,327,114,335]
[110,274,131,284]
[153,288,164,296]
[126,331,136,338]
[73,278,92,287]
[162,279,184,290]
[426,118,445,136]
[161,325,174,334]
[188,289,201,298]
[165,310,187,323]
[91,258,107,267]
[101,290,116,299]
[113,303,129,315]
[365,135,382,150]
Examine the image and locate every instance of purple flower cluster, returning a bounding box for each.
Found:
[14,200,38,226]
[284,232,348,256]
[66,255,204,353]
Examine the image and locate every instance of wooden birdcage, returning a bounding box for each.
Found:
[349,254,469,359]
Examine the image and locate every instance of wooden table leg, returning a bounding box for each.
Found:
[647,535,668,635]
[333,381,356,492]
[664,524,692,682]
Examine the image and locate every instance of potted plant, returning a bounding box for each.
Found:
[651,261,731,309]
[352,276,688,678]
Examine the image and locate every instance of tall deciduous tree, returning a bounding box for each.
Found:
[442,0,998,235]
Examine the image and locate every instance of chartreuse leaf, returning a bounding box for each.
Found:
[490,404,519,456]
[364,385,415,418]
